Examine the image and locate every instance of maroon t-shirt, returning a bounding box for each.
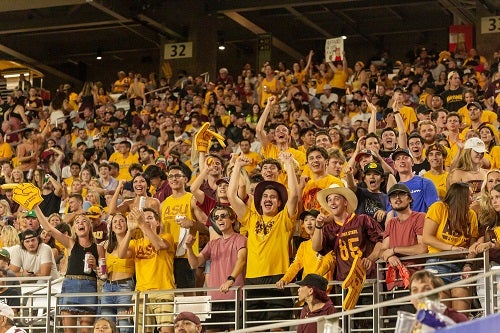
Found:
[383,211,425,289]
[320,214,383,280]
[444,307,468,323]
[297,300,336,333]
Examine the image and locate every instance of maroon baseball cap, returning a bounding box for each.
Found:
[174,312,201,325]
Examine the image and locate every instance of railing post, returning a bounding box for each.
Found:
[53,293,59,333]
[483,250,492,315]
[46,278,52,333]
[373,279,380,333]
[134,291,140,333]
[242,286,247,329]
[235,286,240,330]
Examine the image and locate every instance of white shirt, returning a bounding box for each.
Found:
[9,244,59,280]
[6,326,27,333]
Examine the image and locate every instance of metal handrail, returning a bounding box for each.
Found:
[4,249,498,332]
[231,269,500,332]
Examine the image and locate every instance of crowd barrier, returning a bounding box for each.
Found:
[4,250,499,333]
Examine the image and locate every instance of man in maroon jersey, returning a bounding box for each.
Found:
[312,185,383,280]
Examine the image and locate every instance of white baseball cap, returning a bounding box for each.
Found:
[0,303,14,320]
[464,137,486,153]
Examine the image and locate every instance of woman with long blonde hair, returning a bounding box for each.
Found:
[475,169,500,222]
[0,200,13,223]
[11,168,25,184]
[447,137,488,199]
[35,204,105,333]
[0,225,20,250]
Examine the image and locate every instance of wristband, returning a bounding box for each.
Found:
[315,224,324,229]
[227,275,235,282]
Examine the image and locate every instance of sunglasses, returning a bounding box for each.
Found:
[213,213,228,220]
[167,174,184,179]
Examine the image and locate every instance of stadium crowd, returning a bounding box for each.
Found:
[0,45,499,333]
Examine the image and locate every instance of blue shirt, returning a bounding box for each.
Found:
[387,176,439,213]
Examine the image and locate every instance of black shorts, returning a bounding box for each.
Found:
[174,258,195,288]
[245,275,292,325]
[205,300,239,331]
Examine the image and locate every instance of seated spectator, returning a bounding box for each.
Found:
[409,270,468,323]
[0,199,14,226]
[0,226,20,252]
[0,248,20,288]
[92,317,118,333]
[9,230,59,281]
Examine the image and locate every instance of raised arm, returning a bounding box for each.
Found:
[190,155,210,204]
[131,208,169,251]
[392,99,408,149]
[118,214,135,259]
[34,205,72,249]
[280,152,299,217]
[346,136,366,175]
[367,97,378,134]
[255,96,276,147]
[46,174,63,197]
[303,50,314,74]
[228,156,251,219]
[185,234,206,269]
[311,213,326,252]
[190,197,209,235]
[341,52,348,72]
[344,166,357,192]
[108,180,129,214]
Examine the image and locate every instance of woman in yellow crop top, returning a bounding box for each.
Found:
[100,213,135,333]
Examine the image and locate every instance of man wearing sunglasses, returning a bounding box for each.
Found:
[185,206,247,332]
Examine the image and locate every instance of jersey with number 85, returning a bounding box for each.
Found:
[320,214,383,280]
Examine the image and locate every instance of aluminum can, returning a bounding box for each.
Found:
[98,257,107,280]
[27,169,34,181]
[175,215,185,222]
[139,196,146,211]
[416,309,446,329]
[83,252,92,274]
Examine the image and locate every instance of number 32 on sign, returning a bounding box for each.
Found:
[481,16,500,34]
[164,42,193,59]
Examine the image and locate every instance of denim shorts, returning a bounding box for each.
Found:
[100,278,135,316]
[59,277,98,313]
[426,257,464,284]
